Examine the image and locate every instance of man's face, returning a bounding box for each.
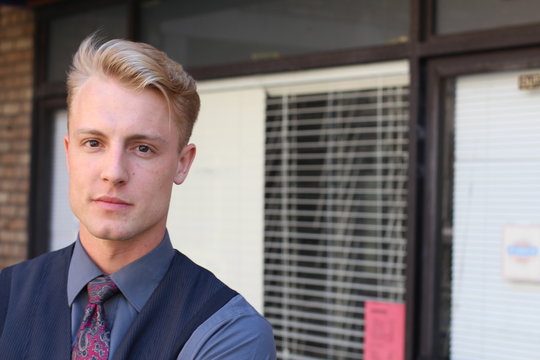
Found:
[65,76,195,243]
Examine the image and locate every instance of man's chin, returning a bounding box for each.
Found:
[85,226,135,242]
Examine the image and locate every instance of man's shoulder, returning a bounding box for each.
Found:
[179,295,276,359]
[208,294,275,344]
[1,244,74,277]
[206,294,269,325]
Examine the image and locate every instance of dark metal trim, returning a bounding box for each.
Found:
[35,82,66,99]
[28,97,66,258]
[420,23,540,58]
[424,0,435,41]
[28,9,50,259]
[418,58,445,358]
[33,0,126,18]
[428,47,540,77]
[188,43,410,80]
[126,0,137,41]
[404,0,430,358]
[404,57,425,360]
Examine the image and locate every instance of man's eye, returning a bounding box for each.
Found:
[138,145,151,153]
[86,140,100,147]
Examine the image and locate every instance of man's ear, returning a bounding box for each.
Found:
[174,143,196,185]
[64,135,70,171]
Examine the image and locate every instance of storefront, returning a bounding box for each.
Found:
[2,0,540,359]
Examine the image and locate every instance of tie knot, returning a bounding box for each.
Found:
[87,275,119,305]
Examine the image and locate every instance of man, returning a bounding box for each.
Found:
[0,36,276,359]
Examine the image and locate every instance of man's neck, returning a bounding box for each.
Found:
[78,226,165,274]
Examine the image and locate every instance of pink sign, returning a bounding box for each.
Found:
[364,301,405,360]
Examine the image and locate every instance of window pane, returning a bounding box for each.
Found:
[436,0,540,34]
[140,0,409,68]
[264,67,409,359]
[442,69,540,359]
[47,4,128,82]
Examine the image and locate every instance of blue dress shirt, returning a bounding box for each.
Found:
[67,232,276,359]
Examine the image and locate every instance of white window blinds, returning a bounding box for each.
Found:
[264,79,409,359]
[450,70,540,360]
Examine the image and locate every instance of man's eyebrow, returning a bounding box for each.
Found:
[125,134,167,144]
[73,128,167,143]
[74,128,105,137]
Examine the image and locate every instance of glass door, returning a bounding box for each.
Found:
[439,67,540,360]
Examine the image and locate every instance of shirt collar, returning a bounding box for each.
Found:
[67,231,176,312]
[67,236,102,306]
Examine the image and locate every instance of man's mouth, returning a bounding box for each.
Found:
[93,196,132,211]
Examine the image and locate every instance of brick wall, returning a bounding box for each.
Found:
[0,5,34,268]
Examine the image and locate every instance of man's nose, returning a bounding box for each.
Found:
[101,147,129,185]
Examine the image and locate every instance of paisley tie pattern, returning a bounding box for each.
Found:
[72,276,119,360]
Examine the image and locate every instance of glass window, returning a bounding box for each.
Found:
[264,66,409,359]
[47,4,128,82]
[436,0,540,35]
[441,69,540,359]
[140,0,409,68]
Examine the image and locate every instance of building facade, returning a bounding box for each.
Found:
[2,1,540,359]
[0,4,33,268]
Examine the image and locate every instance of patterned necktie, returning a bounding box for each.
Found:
[72,275,119,360]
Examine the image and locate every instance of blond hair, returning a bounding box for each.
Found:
[67,35,200,146]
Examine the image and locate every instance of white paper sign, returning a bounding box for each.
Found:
[503,225,540,282]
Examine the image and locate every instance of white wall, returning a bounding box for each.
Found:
[50,109,79,251]
[167,87,266,311]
